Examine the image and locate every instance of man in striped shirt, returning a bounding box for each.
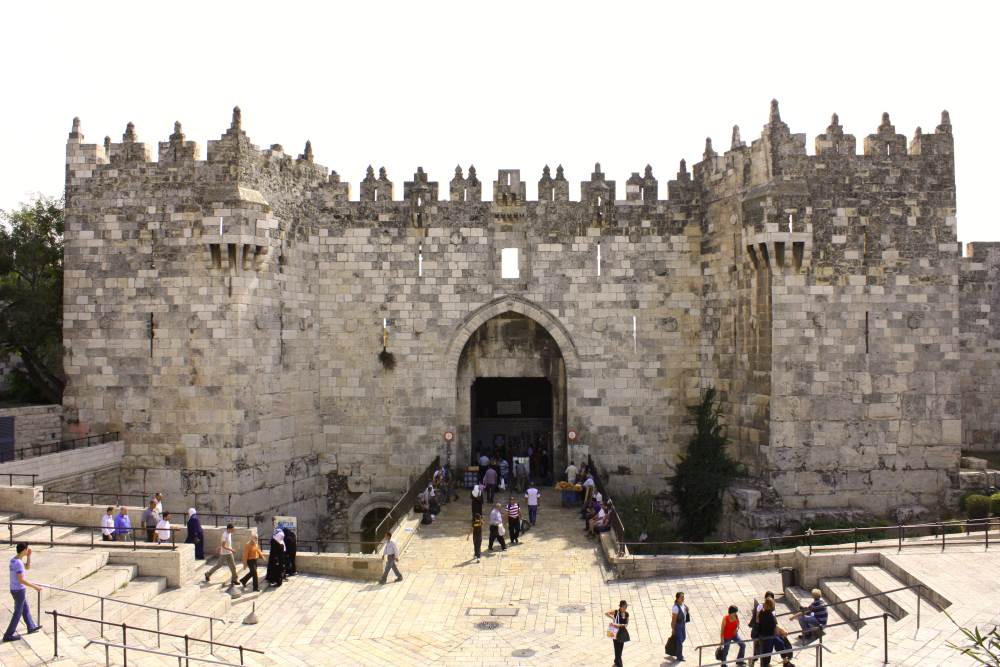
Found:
[792,588,828,641]
[505,496,522,545]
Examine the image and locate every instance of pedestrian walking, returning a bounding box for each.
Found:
[155,511,173,544]
[101,507,115,542]
[141,501,159,543]
[719,605,746,666]
[524,483,540,526]
[504,496,521,545]
[186,508,204,559]
[240,533,262,591]
[205,523,239,586]
[266,530,285,587]
[284,528,298,576]
[606,599,631,666]
[669,591,689,662]
[151,492,164,515]
[756,597,778,667]
[114,506,132,542]
[482,465,498,503]
[3,543,42,642]
[468,513,483,562]
[379,531,403,584]
[487,503,507,551]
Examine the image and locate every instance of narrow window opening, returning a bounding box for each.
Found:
[597,195,602,207]
[640,186,645,200]
[210,244,222,269]
[792,241,804,270]
[886,142,891,156]
[597,243,602,277]
[501,247,519,279]
[632,315,637,353]
[865,311,870,353]
[788,213,794,226]
[551,189,555,202]
[463,188,467,202]
[418,243,423,277]
[374,189,378,202]
[417,195,422,207]
[148,313,154,358]
[774,242,786,268]
[226,243,238,273]
[506,173,511,186]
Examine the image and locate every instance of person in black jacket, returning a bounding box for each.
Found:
[756,597,778,667]
[605,599,630,666]
[283,529,297,577]
[265,530,285,588]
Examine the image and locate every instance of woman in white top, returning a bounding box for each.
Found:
[155,511,172,544]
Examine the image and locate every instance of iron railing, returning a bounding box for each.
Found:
[294,538,383,555]
[39,489,254,527]
[586,455,626,556]
[776,583,930,635]
[695,613,892,666]
[47,610,263,663]
[4,520,178,550]
[372,456,440,543]
[618,517,1000,557]
[1,472,38,486]
[0,431,120,463]
[41,582,224,651]
[84,639,245,667]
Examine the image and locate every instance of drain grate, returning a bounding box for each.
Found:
[475,620,501,631]
[512,649,535,658]
[557,604,586,614]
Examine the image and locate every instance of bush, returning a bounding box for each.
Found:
[990,493,1000,517]
[964,494,990,519]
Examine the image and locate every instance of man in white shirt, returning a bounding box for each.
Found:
[379,531,403,584]
[204,523,238,586]
[487,504,507,551]
[524,484,541,526]
[565,461,579,483]
[582,474,596,504]
[100,507,115,542]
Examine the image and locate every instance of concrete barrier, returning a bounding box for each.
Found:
[0,440,124,482]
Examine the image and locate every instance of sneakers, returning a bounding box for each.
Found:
[395,577,403,582]
[27,626,41,634]
[2,634,21,642]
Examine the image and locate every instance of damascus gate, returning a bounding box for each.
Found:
[60,102,1000,543]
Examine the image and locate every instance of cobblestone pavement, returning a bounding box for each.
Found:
[218,494,786,666]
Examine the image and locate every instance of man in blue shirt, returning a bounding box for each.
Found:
[114,506,132,542]
[3,542,42,642]
[792,588,829,641]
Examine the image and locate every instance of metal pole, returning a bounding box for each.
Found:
[50,523,54,547]
[239,646,245,665]
[122,622,127,667]
[210,620,215,655]
[916,586,921,629]
[883,613,889,664]
[105,643,110,667]
[856,600,860,638]
[941,523,946,552]
[853,527,858,554]
[53,609,59,657]
[100,598,105,638]
[185,634,190,667]
[156,609,161,648]
[37,587,41,620]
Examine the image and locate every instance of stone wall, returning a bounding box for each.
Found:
[60,102,981,536]
[0,404,62,450]
[960,242,1000,452]
[0,440,122,483]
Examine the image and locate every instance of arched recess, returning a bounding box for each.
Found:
[444,295,581,375]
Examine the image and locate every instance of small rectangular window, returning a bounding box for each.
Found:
[501,247,519,279]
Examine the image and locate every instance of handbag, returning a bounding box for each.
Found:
[606,623,619,639]
[498,523,506,537]
[715,646,725,660]
[665,634,677,656]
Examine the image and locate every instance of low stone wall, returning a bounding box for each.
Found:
[0,440,123,482]
[0,404,62,449]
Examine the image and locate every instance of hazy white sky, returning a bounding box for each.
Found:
[1,1,996,242]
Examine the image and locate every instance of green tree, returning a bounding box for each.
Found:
[0,197,65,404]
[670,387,742,540]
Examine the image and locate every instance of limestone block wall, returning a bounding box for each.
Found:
[0,404,63,450]
[0,440,123,482]
[960,242,1000,451]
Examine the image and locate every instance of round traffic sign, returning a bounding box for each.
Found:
[443,431,454,442]
[567,428,578,442]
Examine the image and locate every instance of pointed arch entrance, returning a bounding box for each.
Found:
[449,297,577,484]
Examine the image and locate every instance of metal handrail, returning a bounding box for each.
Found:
[1,472,38,486]
[586,455,626,555]
[39,489,255,527]
[775,583,925,619]
[42,583,223,623]
[0,431,120,463]
[618,517,999,556]
[372,456,440,543]
[5,520,178,551]
[47,610,262,663]
[85,639,244,667]
[695,612,892,666]
[294,538,383,554]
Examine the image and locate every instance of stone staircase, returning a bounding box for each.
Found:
[784,560,948,643]
[0,508,270,667]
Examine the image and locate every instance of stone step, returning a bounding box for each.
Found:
[850,564,925,621]
[0,511,22,523]
[15,523,86,546]
[819,577,893,629]
[7,517,51,538]
[44,564,138,618]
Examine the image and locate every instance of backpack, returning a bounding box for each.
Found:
[748,599,759,628]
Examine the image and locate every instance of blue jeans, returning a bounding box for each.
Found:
[722,633,746,664]
[528,505,538,524]
[4,589,37,640]
[674,622,686,658]
[798,614,823,635]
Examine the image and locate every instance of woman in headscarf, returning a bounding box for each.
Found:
[265,529,285,588]
[186,508,204,560]
[283,528,297,577]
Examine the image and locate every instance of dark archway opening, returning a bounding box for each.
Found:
[471,377,553,482]
[359,507,389,554]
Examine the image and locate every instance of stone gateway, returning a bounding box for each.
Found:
[60,102,999,541]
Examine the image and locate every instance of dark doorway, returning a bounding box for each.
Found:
[470,377,553,482]
[360,507,389,554]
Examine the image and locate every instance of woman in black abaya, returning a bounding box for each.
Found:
[266,529,286,588]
